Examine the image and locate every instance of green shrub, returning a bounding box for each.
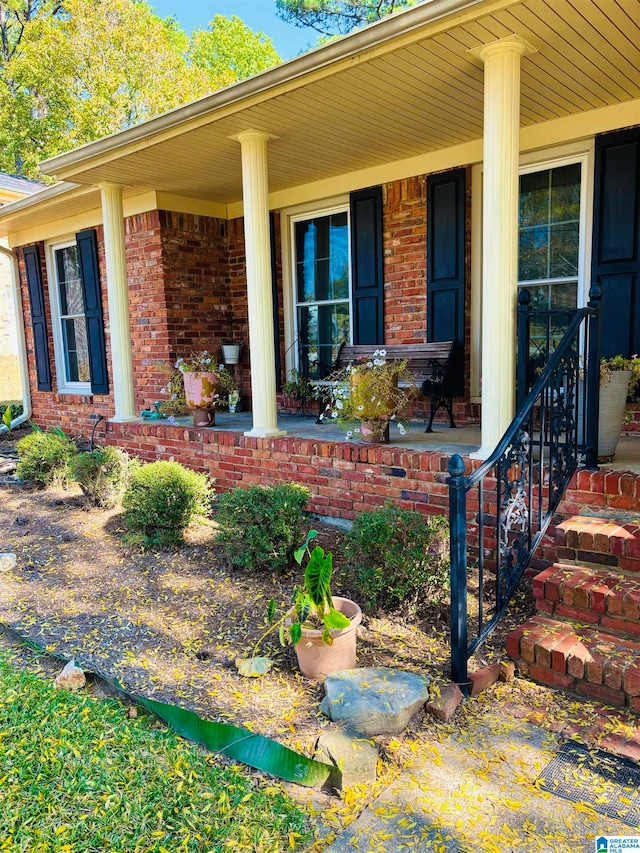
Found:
[16,429,76,488]
[70,446,139,508]
[215,483,311,573]
[122,460,212,546]
[344,502,449,614]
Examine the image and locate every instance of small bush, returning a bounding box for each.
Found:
[70,446,139,508]
[344,502,449,615]
[215,483,311,573]
[16,429,76,488]
[122,460,212,546]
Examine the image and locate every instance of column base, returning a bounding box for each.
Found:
[108,415,139,424]
[470,446,492,461]
[244,427,287,438]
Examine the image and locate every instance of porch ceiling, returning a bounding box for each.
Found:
[5,0,640,220]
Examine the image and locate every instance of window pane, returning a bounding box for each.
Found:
[518,162,581,283]
[63,317,90,383]
[549,221,580,278]
[520,169,550,228]
[550,163,581,223]
[519,226,549,281]
[297,303,350,379]
[295,212,349,302]
[56,246,83,316]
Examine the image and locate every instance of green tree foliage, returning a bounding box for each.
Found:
[190,15,280,88]
[275,0,416,38]
[0,0,281,179]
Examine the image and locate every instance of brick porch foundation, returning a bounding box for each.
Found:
[105,421,458,521]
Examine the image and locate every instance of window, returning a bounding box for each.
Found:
[49,241,91,391]
[293,208,351,379]
[518,161,584,358]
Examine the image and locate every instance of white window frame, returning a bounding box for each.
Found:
[46,236,91,395]
[281,196,352,377]
[518,147,593,310]
[470,140,594,401]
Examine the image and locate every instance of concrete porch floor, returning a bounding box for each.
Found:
[154,410,484,457]
[142,411,640,473]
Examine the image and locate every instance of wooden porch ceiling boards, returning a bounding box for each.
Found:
[9,0,640,216]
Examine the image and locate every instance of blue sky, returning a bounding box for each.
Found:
[149,0,320,60]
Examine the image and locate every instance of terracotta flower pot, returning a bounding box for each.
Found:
[183,371,219,409]
[293,596,362,681]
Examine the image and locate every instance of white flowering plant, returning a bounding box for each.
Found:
[175,351,221,374]
[321,349,417,439]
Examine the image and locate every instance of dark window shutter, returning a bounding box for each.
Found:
[350,186,384,344]
[76,229,109,394]
[23,244,52,391]
[427,168,466,396]
[592,128,640,360]
[270,212,282,392]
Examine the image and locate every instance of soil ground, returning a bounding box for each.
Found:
[1,425,638,851]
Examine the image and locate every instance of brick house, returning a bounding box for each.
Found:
[0,0,638,510]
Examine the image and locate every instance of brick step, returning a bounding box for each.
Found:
[533,564,640,636]
[563,469,640,516]
[506,615,640,711]
[555,515,640,573]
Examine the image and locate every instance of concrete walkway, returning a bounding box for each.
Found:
[322,722,634,852]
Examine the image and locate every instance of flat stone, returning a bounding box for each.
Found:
[54,659,86,691]
[320,667,430,736]
[469,663,501,697]
[499,661,516,682]
[315,728,378,790]
[0,553,17,573]
[425,682,464,723]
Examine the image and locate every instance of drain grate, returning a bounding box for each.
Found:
[536,741,640,828]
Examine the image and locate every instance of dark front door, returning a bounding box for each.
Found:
[592,128,640,360]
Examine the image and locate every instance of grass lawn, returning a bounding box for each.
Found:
[0,649,309,853]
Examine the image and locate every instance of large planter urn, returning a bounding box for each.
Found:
[598,369,632,461]
[293,596,362,681]
[183,371,218,426]
[359,419,391,443]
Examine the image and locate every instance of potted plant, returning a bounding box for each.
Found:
[217,366,241,413]
[281,368,317,414]
[236,530,362,681]
[598,354,640,461]
[222,341,243,365]
[175,352,221,426]
[323,349,417,442]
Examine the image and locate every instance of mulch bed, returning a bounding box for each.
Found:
[2,425,639,849]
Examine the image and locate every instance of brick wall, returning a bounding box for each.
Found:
[106,419,459,521]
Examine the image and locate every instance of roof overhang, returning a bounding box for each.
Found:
[0,0,638,239]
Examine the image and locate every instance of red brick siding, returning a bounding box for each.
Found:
[106,420,463,522]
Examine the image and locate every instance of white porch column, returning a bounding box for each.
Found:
[99,182,136,422]
[471,36,534,459]
[234,129,285,437]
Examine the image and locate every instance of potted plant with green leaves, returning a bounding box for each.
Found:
[236,530,362,681]
[598,354,640,461]
[323,350,417,443]
[281,368,317,414]
[216,365,241,413]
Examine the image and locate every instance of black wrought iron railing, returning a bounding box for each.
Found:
[447,285,602,691]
